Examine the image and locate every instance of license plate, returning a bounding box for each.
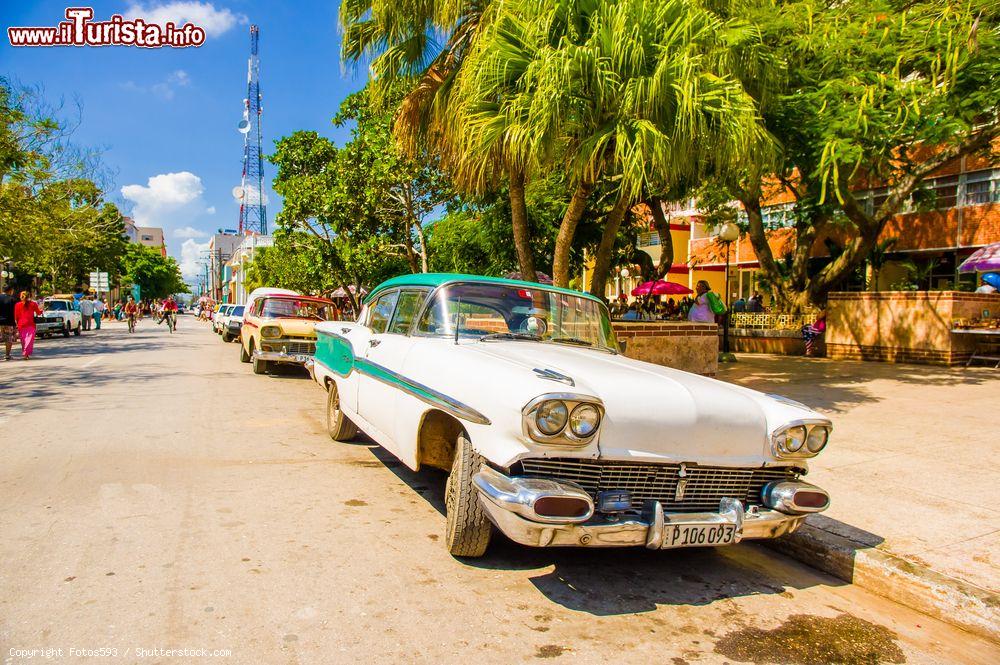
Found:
[662,522,739,549]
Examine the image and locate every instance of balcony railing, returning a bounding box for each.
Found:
[730,312,817,331]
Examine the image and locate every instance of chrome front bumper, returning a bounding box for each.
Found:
[474,466,807,549]
[252,350,313,365]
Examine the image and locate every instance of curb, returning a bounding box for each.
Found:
[763,516,1000,642]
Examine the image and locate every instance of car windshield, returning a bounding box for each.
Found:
[231,306,244,317]
[45,301,69,311]
[261,298,334,321]
[415,282,618,352]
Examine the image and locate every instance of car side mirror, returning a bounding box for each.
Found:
[619,340,628,354]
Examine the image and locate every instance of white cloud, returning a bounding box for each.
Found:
[179,238,210,280]
[122,171,204,220]
[205,206,216,215]
[121,69,191,100]
[173,226,209,239]
[125,2,247,38]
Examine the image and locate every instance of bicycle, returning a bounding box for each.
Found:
[127,314,136,333]
[165,311,176,333]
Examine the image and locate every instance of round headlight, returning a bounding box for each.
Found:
[535,400,569,435]
[569,404,601,438]
[261,325,281,338]
[806,425,829,453]
[783,426,807,453]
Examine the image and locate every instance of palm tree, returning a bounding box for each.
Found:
[340,0,543,281]
[449,0,770,287]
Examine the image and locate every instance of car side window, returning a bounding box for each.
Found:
[368,291,399,334]
[387,291,427,335]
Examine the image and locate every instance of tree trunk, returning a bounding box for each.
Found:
[647,196,675,278]
[403,230,419,274]
[552,181,593,287]
[508,166,535,281]
[588,195,632,298]
[412,221,429,273]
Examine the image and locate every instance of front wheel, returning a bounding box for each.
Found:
[239,341,250,363]
[444,433,492,558]
[251,344,268,375]
[326,381,358,441]
[222,332,232,343]
[73,323,81,336]
[62,325,70,338]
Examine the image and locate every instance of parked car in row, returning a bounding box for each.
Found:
[213,304,235,334]
[307,273,832,557]
[219,305,244,342]
[239,289,337,375]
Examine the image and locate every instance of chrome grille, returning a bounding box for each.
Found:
[274,339,315,355]
[514,458,799,513]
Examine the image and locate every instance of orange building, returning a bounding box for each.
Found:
[682,156,998,304]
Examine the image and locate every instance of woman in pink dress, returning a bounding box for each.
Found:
[13,291,42,360]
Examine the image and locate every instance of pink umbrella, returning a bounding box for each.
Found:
[631,280,692,296]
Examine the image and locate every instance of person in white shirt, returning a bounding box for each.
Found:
[78,296,95,330]
[975,277,997,294]
[92,298,106,329]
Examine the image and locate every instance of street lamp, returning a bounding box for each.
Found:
[718,222,740,362]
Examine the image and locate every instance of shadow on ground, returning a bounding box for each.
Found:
[718,354,999,412]
[359,443,845,616]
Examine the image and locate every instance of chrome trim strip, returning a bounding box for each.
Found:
[355,357,492,426]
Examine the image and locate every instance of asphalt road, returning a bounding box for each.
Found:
[1,317,997,664]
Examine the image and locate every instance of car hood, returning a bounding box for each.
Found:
[464,341,820,466]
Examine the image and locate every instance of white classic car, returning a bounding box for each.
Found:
[309,274,831,557]
[38,298,83,337]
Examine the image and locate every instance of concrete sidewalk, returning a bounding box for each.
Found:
[719,355,1000,638]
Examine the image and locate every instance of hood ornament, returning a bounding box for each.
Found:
[675,463,689,502]
[533,368,574,386]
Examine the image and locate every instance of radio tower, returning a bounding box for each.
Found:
[237,24,266,235]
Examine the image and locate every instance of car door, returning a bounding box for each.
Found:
[357,289,429,455]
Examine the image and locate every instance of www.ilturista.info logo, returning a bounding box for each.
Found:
[8,7,206,48]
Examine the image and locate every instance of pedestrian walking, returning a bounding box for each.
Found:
[79,296,95,331]
[14,290,42,360]
[93,297,105,329]
[0,284,18,361]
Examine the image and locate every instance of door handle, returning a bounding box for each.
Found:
[341,327,352,334]
[368,339,381,347]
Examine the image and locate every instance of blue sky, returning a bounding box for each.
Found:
[1,1,368,279]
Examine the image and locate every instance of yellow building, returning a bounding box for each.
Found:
[582,199,733,301]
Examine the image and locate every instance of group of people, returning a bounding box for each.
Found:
[0,286,43,361]
[731,292,767,313]
[611,280,729,324]
[0,286,181,360]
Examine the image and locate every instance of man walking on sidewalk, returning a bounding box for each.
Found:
[0,284,17,361]
[79,296,95,331]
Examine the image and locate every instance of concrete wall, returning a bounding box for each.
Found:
[613,322,718,376]
[826,291,1000,365]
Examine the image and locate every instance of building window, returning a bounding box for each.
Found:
[760,202,795,229]
[141,235,153,241]
[930,174,959,209]
[638,231,660,247]
[964,169,999,205]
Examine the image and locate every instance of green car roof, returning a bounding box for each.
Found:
[363,273,604,305]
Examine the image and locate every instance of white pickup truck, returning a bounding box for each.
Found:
[38,298,83,337]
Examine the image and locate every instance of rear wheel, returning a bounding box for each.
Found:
[73,323,81,336]
[444,433,492,558]
[239,340,250,363]
[326,381,358,441]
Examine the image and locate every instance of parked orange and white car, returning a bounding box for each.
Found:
[239,290,337,375]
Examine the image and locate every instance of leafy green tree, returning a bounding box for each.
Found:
[449,0,768,289]
[120,243,187,300]
[716,0,1000,310]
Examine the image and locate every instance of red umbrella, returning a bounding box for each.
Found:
[631,280,692,296]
